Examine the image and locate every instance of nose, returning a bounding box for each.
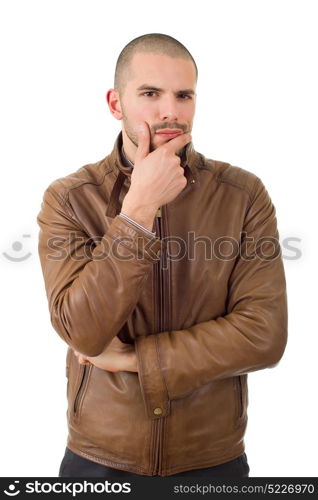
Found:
[159,94,179,122]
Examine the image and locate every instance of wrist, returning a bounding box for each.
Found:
[123,351,138,373]
[121,198,157,233]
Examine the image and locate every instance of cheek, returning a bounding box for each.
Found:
[131,110,155,133]
[129,98,155,117]
[136,107,154,122]
[183,105,195,119]
[126,105,152,126]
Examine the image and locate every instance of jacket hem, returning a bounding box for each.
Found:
[66,442,245,477]
[162,449,246,476]
[66,443,150,475]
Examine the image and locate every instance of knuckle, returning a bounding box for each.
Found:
[180,176,187,187]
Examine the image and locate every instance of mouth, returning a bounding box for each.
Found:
[155,129,184,139]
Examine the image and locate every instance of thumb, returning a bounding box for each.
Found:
[135,121,150,163]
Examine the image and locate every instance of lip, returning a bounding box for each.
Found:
[156,129,183,138]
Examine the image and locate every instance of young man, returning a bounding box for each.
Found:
[37,33,288,478]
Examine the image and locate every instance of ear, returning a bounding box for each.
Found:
[106,89,123,120]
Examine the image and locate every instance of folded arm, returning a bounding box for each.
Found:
[134,178,288,418]
[37,186,163,356]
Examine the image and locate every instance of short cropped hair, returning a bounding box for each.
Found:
[114,33,198,97]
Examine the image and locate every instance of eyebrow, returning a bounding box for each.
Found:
[136,84,196,95]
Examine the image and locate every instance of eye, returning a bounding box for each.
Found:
[143,91,157,97]
[142,91,192,99]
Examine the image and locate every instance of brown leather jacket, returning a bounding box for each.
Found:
[37,130,288,476]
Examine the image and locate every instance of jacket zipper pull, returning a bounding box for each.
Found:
[156,207,162,218]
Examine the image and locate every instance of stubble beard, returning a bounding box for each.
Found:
[122,114,185,158]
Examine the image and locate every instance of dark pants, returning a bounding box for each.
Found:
[59,447,250,478]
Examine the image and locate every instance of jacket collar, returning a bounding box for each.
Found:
[109,130,200,180]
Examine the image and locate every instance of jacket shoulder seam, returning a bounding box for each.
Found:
[216,164,260,205]
[67,164,113,193]
[200,157,259,204]
[47,163,114,220]
[45,186,84,230]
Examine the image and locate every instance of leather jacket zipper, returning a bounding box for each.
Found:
[152,205,165,475]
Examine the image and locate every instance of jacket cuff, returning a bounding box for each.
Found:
[105,215,164,263]
[135,334,170,419]
[118,212,157,237]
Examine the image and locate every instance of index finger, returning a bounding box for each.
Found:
[163,132,192,154]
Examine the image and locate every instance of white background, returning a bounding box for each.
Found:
[0,0,317,477]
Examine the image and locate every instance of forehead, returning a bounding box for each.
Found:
[128,51,196,88]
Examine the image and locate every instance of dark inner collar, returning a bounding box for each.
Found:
[120,145,134,168]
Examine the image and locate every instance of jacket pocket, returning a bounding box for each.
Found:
[234,374,248,425]
[65,347,72,399]
[236,376,243,419]
[72,363,92,419]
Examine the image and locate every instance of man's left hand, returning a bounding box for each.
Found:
[73,336,138,373]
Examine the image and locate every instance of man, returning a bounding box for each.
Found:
[37,33,288,478]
